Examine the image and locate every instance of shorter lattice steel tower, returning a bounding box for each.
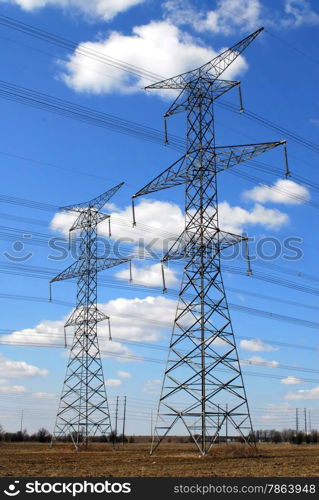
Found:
[50,183,129,450]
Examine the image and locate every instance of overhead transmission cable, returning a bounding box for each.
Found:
[1,14,319,157]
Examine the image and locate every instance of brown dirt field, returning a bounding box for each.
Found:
[0,442,319,477]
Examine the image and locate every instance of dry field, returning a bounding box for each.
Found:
[0,442,319,477]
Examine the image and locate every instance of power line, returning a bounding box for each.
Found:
[0,149,112,183]
[1,258,319,322]
[0,80,184,149]
[0,191,317,286]
[265,29,319,67]
[1,272,316,314]
[1,258,319,306]
[0,14,162,82]
[2,321,319,357]
[1,13,319,159]
[1,336,319,384]
[0,80,318,209]
[0,220,315,284]
[218,98,319,154]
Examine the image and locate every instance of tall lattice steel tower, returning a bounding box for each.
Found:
[50,183,129,450]
[132,28,289,455]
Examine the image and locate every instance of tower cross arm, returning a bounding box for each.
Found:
[199,27,263,79]
[212,140,286,173]
[132,141,286,199]
[61,182,124,213]
[50,257,129,283]
[145,28,263,91]
[165,80,240,118]
[162,228,247,262]
[132,153,189,198]
[70,212,110,232]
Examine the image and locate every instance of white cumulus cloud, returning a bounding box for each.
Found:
[143,378,161,395]
[259,403,294,421]
[1,296,176,354]
[105,296,176,342]
[164,0,262,34]
[60,20,248,95]
[219,201,289,233]
[105,378,122,387]
[116,262,178,288]
[280,376,303,385]
[285,386,319,400]
[50,199,183,252]
[0,353,48,378]
[104,378,123,387]
[32,392,57,399]
[0,318,134,361]
[0,378,28,394]
[242,356,279,368]
[282,0,319,27]
[3,0,144,21]
[196,0,261,34]
[240,338,278,352]
[116,370,132,379]
[243,179,310,205]
[51,199,289,260]
[164,0,319,32]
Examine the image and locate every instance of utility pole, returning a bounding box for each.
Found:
[308,409,311,433]
[217,405,220,444]
[115,395,119,443]
[296,408,299,433]
[150,409,153,440]
[226,404,228,444]
[132,28,289,456]
[49,183,129,450]
[20,410,24,433]
[122,396,127,446]
[304,408,307,434]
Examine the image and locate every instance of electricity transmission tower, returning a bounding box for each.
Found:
[132,28,289,455]
[50,183,129,450]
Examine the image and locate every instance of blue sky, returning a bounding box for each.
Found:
[0,0,318,435]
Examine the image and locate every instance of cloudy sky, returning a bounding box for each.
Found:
[0,0,318,434]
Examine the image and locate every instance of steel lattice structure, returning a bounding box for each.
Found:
[50,183,129,450]
[132,28,289,455]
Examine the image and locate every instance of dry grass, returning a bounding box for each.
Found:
[209,443,257,458]
[0,442,319,477]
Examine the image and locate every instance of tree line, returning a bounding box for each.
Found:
[0,425,131,443]
[253,429,319,444]
[1,424,319,444]
[0,425,52,443]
